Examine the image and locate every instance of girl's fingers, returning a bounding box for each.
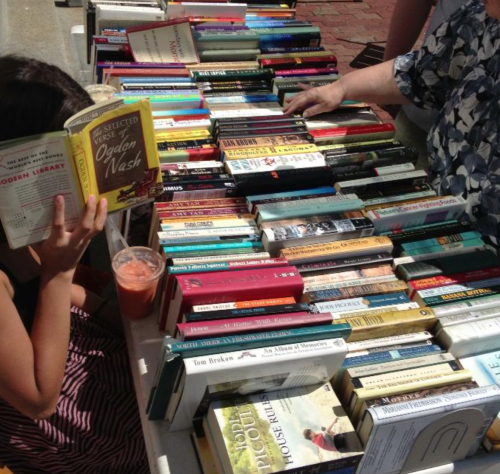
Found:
[51,195,66,238]
[92,198,108,236]
[283,90,316,114]
[72,195,97,241]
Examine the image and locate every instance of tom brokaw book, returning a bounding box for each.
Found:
[0,99,161,249]
[205,382,364,474]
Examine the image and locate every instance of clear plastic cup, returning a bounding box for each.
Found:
[112,246,165,320]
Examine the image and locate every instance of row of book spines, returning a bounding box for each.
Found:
[174,307,435,346]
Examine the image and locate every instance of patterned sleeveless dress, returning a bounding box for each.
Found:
[0,270,149,474]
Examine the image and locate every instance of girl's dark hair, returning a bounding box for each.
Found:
[0,55,94,141]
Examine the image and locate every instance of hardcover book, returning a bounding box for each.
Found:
[206,382,364,474]
[0,99,161,249]
[356,385,500,474]
[166,338,348,431]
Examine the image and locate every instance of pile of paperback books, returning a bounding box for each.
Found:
[83,2,500,474]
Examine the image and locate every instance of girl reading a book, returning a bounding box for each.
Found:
[0,56,148,474]
[285,0,500,246]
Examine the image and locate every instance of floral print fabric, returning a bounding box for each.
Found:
[394,0,500,244]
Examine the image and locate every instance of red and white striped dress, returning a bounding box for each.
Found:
[0,307,149,474]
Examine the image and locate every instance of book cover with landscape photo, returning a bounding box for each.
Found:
[206,382,363,474]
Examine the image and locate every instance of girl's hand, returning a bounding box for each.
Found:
[283,81,346,118]
[35,195,107,278]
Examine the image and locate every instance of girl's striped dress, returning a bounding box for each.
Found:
[0,306,149,474]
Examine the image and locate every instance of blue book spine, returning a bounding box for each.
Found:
[169,324,351,357]
[260,46,325,53]
[162,241,261,253]
[342,344,444,368]
[401,231,482,251]
[120,77,193,83]
[206,94,279,104]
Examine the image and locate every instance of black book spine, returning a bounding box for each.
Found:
[164,174,232,184]
[165,167,223,176]
[387,221,476,245]
[185,303,310,322]
[157,139,215,150]
[322,140,404,157]
[344,180,430,199]
[234,167,334,194]
[326,147,417,167]
[296,252,394,273]
[217,127,309,139]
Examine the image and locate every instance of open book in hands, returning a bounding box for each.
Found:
[0,99,162,249]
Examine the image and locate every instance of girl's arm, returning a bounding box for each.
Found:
[0,195,107,420]
[284,60,409,118]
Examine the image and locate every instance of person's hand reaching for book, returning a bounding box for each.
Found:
[35,195,107,279]
[283,82,346,118]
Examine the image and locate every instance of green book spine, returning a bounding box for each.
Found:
[170,323,352,357]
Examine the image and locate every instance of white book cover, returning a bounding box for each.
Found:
[225,153,326,175]
[357,385,500,474]
[338,169,426,188]
[256,193,359,210]
[167,338,347,431]
[437,317,500,358]
[346,330,431,352]
[437,306,500,327]
[161,161,222,170]
[432,294,500,318]
[210,108,284,119]
[171,252,271,265]
[158,226,259,240]
[304,274,398,293]
[127,19,199,63]
[154,118,212,131]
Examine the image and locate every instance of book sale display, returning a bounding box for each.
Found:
[5,1,499,474]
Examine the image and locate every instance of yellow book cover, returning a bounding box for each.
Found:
[223,143,319,160]
[156,130,211,141]
[0,99,161,249]
[337,308,437,343]
[279,235,393,261]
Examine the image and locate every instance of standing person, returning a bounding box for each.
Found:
[384,0,468,169]
[0,55,149,474]
[284,0,500,245]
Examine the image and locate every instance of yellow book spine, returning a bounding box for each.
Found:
[337,308,437,343]
[279,235,393,260]
[350,369,472,423]
[223,144,319,160]
[156,130,211,141]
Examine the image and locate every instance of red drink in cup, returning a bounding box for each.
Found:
[112,246,165,320]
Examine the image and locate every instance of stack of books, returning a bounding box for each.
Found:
[80,2,500,473]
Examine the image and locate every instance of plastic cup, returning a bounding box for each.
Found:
[112,246,165,320]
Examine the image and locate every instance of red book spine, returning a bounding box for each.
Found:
[408,266,500,297]
[157,258,291,330]
[310,123,395,138]
[157,207,249,219]
[104,68,190,77]
[177,312,332,340]
[179,266,304,303]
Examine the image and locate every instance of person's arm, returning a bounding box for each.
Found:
[0,195,107,420]
[325,418,339,435]
[383,0,435,61]
[284,60,409,118]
